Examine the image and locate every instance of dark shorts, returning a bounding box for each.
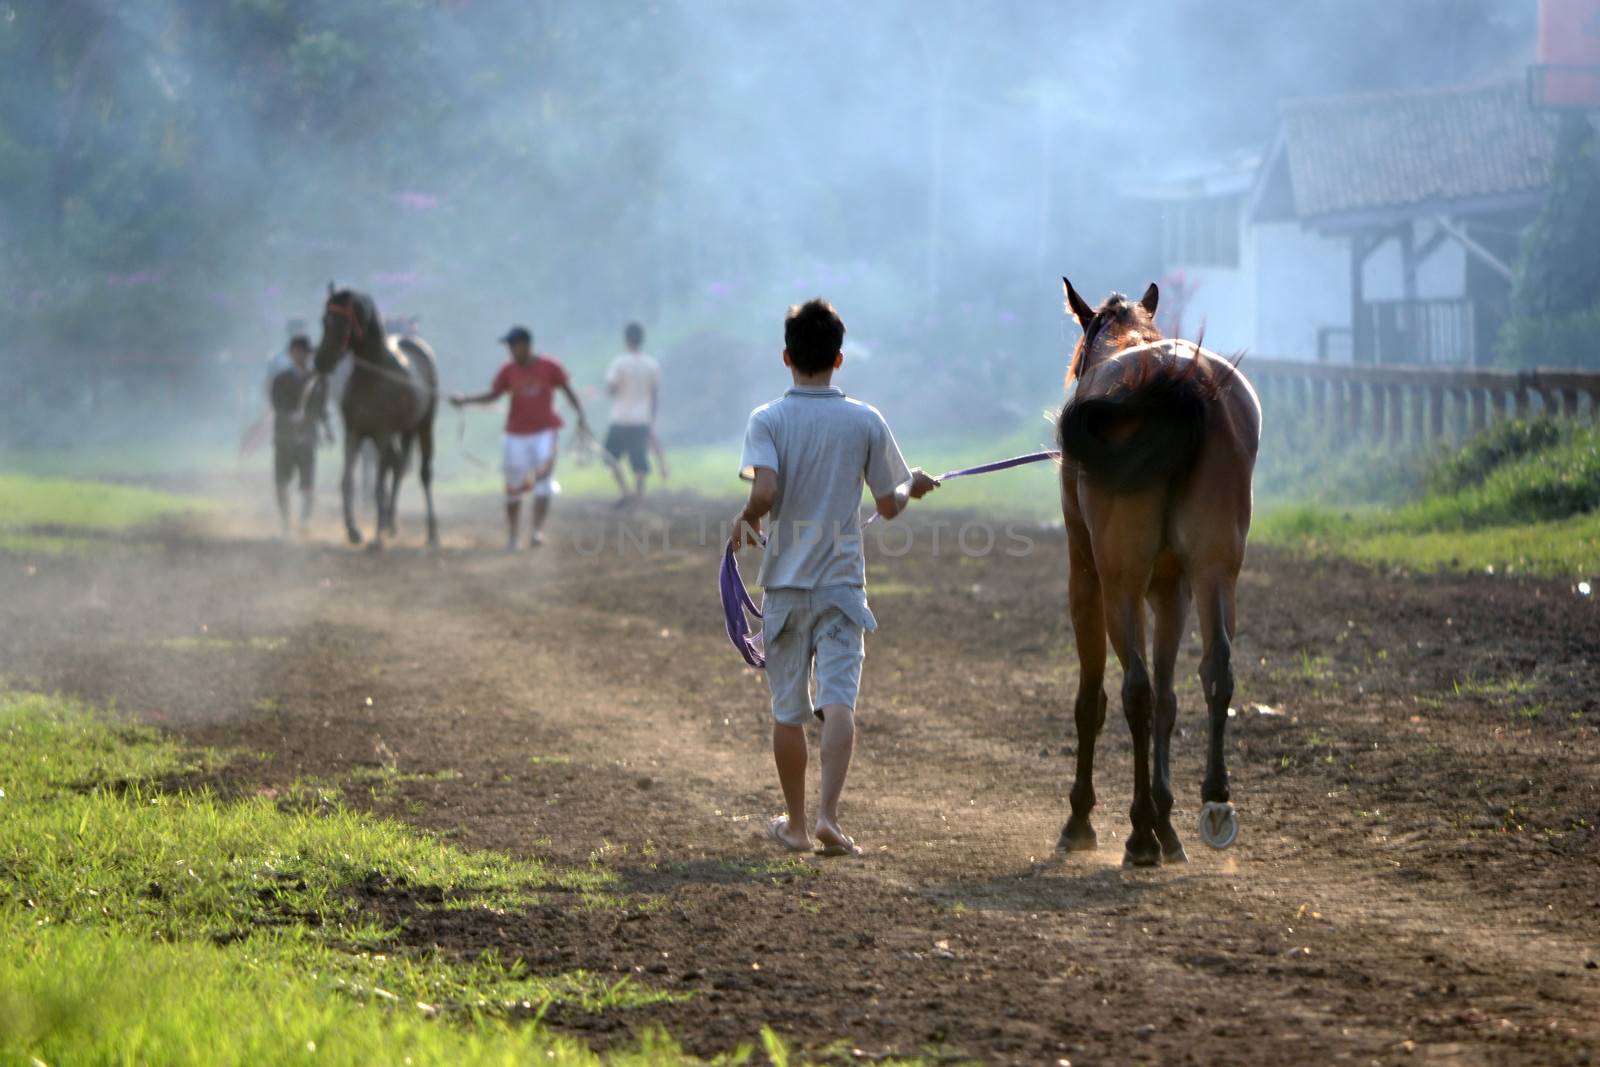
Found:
[274,441,316,489]
[604,423,651,475]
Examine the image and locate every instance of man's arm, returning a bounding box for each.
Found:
[731,468,778,549]
[873,468,940,521]
[559,381,591,433]
[449,389,499,407]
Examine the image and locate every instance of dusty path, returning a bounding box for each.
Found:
[1,488,1596,1065]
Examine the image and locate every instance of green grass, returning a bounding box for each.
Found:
[1256,419,1600,577]
[0,442,247,482]
[1255,504,1600,577]
[0,691,751,1066]
[0,473,209,534]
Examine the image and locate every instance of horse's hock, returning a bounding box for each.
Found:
[1247,358,1600,445]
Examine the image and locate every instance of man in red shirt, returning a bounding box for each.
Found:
[451,326,590,548]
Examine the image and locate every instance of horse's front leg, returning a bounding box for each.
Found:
[1060,523,1108,852]
[341,432,364,545]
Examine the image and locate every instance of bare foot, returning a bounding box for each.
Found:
[814,820,862,857]
[766,815,811,853]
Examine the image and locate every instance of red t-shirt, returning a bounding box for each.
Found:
[490,356,569,434]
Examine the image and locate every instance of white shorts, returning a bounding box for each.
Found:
[503,431,560,501]
[760,586,877,727]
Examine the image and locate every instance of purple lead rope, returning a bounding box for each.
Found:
[721,449,1060,669]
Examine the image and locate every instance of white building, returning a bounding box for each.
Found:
[1130,81,1558,365]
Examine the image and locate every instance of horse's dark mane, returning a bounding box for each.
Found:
[1070,292,1152,384]
[331,288,381,356]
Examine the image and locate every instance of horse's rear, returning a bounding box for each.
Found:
[1055,281,1259,867]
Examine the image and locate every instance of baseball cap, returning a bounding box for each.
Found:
[499,326,532,345]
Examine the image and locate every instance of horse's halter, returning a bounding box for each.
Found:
[324,295,367,349]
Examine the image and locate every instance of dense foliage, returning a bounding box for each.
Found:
[0,0,1533,414]
[1499,114,1600,369]
[1424,416,1567,495]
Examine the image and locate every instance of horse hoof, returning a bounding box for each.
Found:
[1057,818,1098,853]
[1157,827,1188,863]
[1122,841,1163,868]
[1198,802,1239,850]
[346,529,363,546]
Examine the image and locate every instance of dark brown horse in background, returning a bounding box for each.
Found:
[312,286,439,549]
[1055,278,1260,867]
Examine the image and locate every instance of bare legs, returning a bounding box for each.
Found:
[278,482,312,534]
[771,704,856,853]
[815,704,855,850]
[772,722,811,850]
[531,494,551,544]
[504,497,522,550]
[503,493,552,550]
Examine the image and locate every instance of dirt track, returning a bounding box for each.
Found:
[2,486,1597,1065]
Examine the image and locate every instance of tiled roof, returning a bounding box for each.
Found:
[1279,81,1557,220]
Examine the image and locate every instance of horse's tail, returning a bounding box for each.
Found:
[1058,347,1219,492]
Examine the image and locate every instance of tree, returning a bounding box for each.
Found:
[1499,114,1600,369]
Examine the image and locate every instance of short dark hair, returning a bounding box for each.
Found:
[288,335,311,352]
[784,298,844,375]
[624,322,645,347]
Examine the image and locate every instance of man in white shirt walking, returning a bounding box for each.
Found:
[603,322,661,508]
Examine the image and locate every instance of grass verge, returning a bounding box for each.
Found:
[0,691,738,1065]
[0,473,212,554]
[1256,419,1600,578]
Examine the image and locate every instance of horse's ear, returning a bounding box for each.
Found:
[1062,277,1094,328]
[1140,283,1159,315]
[327,282,335,297]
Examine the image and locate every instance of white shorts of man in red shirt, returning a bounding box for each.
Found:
[450,326,589,549]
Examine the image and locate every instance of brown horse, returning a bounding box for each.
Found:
[1054,278,1260,867]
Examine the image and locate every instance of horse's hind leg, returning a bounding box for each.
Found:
[1089,493,1165,868]
[370,436,398,551]
[1148,573,1191,862]
[341,433,364,545]
[1106,586,1160,868]
[1194,569,1240,848]
[418,418,438,547]
[386,433,413,538]
[1059,520,1107,853]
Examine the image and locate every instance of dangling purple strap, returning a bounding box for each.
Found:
[721,449,1061,668]
[722,540,767,668]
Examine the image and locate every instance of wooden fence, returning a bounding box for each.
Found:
[1246,358,1600,445]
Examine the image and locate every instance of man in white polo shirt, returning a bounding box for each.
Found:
[602,322,661,509]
